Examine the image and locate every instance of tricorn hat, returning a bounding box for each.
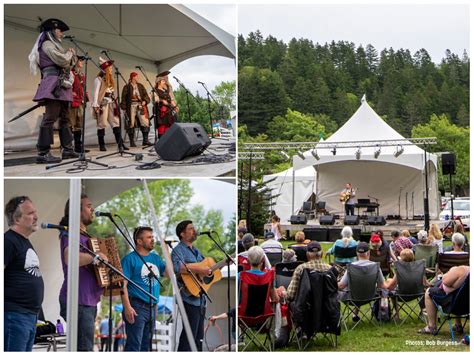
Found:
[156,70,170,77]
[99,56,114,70]
[40,18,69,32]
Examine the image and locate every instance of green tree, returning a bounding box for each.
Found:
[267,109,327,141]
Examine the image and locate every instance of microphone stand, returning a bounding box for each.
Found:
[103,213,163,351]
[135,66,159,148]
[198,81,216,138]
[174,76,195,122]
[96,51,139,161]
[47,37,110,171]
[78,242,157,351]
[202,231,235,350]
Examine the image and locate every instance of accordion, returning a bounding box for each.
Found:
[88,237,124,296]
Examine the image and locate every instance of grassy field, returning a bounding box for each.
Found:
[241,235,470,352]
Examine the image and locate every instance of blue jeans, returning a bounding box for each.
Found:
[59,299,97,351]
[124,298,156,352]
[4,311,37,351]
[178,302,205,351]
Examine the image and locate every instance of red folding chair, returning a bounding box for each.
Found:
[238,270,275,351]
[238,255,251,271]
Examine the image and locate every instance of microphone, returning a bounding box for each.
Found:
[173,76,181,83]
[41,223,68,231]
[135,66,143,69]
[94,211,113,218]
[198,230,213,236]
[198,81,205,85]
[100,49,109,54]
[64,35,75,39]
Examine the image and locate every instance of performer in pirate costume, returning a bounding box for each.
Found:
[29,18,78,164]
[92,57,128,151]
[120,72,151,147]
[153,71,179,138]
[69,56,89,153]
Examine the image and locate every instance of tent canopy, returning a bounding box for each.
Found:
[5,4,235,71]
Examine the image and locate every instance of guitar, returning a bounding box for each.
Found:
[339,188,357,203]
[181,255,234,297]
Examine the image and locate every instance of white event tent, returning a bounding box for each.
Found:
[4,4,235,151]
[290,97,439,219]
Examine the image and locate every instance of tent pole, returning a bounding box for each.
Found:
[423,146,430,231]
[141,179,198,352]
[292,159,296,216]
[66,179,81,351]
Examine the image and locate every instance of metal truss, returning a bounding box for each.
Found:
[238,151,265,160]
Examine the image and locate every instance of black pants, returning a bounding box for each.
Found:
[345,203,355,216]
[41,99,70,128]
[178,302,205,352]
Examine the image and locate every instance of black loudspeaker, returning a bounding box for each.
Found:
[320,214,335,225]
[303,228,327,241]
[290,215,307,225]
[441,153,456,175]
[344,215,360,225]
[328,228,342,242]
[155,123,211,161]
[352,228,361,240]
[367,216,386,226]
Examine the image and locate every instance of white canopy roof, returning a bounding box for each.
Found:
[293,96,437,171]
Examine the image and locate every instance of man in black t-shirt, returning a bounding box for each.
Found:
[4,196,44,352]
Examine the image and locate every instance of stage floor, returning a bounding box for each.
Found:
[4,138,236,177]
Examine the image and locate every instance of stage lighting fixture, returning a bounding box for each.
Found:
[280,151,290,160]
[297,150,306,160]
[394,145,404,158]
[355,147,361,160]
[311,149,320,160]
[331,147,337,156]
[374,146,381,159]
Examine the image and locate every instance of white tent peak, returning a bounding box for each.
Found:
[361,93,366,103]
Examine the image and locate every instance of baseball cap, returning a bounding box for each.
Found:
[370,234,381,243]
[306,241,322,252]
[264,231,275,239]
[356,241,369,253]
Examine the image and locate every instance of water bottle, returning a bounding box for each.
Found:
[444,214,449,221]
[462,335,470,345]
[56,319,64,335]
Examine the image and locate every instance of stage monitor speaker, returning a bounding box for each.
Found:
[344,215,360,225]
[155,123,211,161]
[367,216,386,226]
[303,228,327,242]
[328,228,342,242]
[441,153,456,175]
[358,234,371,243]
[290,215,307,225]
[320,214,335,225]
[352,228,361,240]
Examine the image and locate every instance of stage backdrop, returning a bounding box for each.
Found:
[4,4,235,151]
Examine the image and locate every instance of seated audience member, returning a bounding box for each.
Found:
[428,224,444,253]
[293,231,309,246]
[384,249,430,290]
[418,265,469,335]
[283,241,331,302]
[390,230,414,261]
[369,233,391,275]
[338,242,386,321]
[375,229,389,250]
[417,230,430,245]
[237,227,247,253]
[327,226,357,264]
[443,233,468,254]
[238,233,271,270]
[402,229,418,245]
[282,249,297,263]
[260,231,283,253]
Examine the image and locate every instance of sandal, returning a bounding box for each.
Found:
[418,326,436,335]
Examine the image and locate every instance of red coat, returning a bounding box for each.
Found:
[71,71,89,108]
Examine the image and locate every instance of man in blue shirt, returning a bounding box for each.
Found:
[121,227,169,351]
[171,220,211,351]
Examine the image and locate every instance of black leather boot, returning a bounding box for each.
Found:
[74,130,89,153]
[59,126,79,159]
[36,126,62,164]
[128,128,137,147]
[97,129,107,151]
[141,127,152,146]
[113,127,129,150]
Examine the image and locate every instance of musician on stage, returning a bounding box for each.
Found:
[171,220,209,351]
[153,71,179,138]
[58,194,108,351]
[340,182,356,216]
[120,226,170,351]
[92,57,128,151]
[120,72,152,147]
[29,18,78,164]
[69,56,89,153]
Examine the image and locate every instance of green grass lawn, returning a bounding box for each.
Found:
[242,235,470,352]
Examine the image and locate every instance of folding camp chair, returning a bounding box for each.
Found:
[263,249,283,266]
[238,270,275,351]
[390,260,426,325]
[290,268,339,349]
[414,244,438,278]
[274,261,303,289]
[327,245,357,266]
[340,262,381,331]
[369,248,392,277]
[432,275,470,342]
[288,244,308,262]
[238,254,251,271]
[436,253,469,274]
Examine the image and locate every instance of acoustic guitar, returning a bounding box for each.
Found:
[181,255,234,297]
